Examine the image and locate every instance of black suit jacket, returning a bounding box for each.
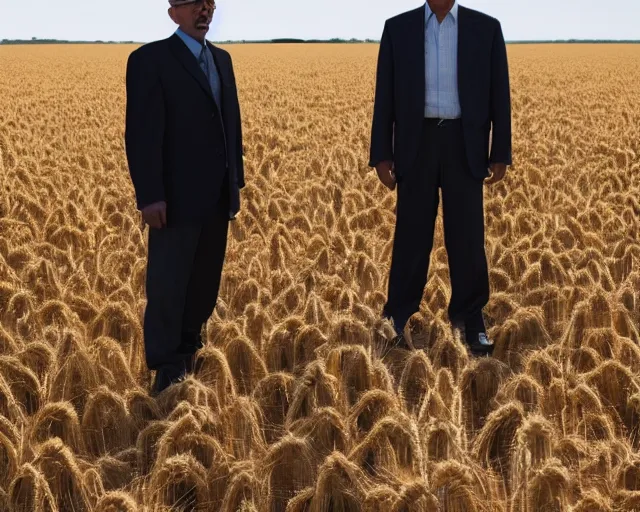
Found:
[369,4,512,182]
[125,33,244,224]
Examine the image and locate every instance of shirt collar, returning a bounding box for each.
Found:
[175,27,206,59]
[425,1,458,23]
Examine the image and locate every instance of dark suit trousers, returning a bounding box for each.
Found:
[143,177,230,371]
[383,118,489,335]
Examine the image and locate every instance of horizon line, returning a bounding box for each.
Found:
[2,37,640,45]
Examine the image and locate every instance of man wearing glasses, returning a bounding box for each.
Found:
[369,0,512,356]
[125,0,245,395]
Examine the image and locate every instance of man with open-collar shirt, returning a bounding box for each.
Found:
[369,0,512,356]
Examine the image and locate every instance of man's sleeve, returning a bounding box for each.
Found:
[124,49,166,210]
[229,56,245,189]
[368,21,395,168]
[489,21,512,166]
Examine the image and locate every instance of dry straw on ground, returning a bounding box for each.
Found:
[0,42,639,510]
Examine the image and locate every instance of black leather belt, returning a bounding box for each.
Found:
[424,117,461,127]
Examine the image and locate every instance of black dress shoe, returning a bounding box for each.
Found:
[466,331,494,357]
[453,323,494,357]
[151,363,187,396]
[179,330,203,374]
[150,370,172,397]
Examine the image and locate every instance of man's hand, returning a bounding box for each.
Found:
[141,201,167,229]
[485,163,508,185]
[376,160,396,190]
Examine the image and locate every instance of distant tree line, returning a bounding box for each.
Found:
[2,37,639,46]
[509,39,640,44]
[260,38,377,44]
[0,37,377,45]
[1,38,139,45]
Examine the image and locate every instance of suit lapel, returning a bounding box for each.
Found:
[411,5,426,117]
[169,34,214,101]
[208,43,235,148]
[457,6,475,115]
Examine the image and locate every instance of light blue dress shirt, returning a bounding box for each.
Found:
[175,28,222,112]
[424,1,461,119]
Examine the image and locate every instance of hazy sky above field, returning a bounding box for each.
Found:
[1,0,638,42]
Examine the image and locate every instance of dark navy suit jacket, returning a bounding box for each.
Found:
[125,34,244,223]
[369,4,512,182]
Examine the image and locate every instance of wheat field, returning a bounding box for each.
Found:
[0,42,639,511]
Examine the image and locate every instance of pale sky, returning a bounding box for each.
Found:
[0,0,637,42]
